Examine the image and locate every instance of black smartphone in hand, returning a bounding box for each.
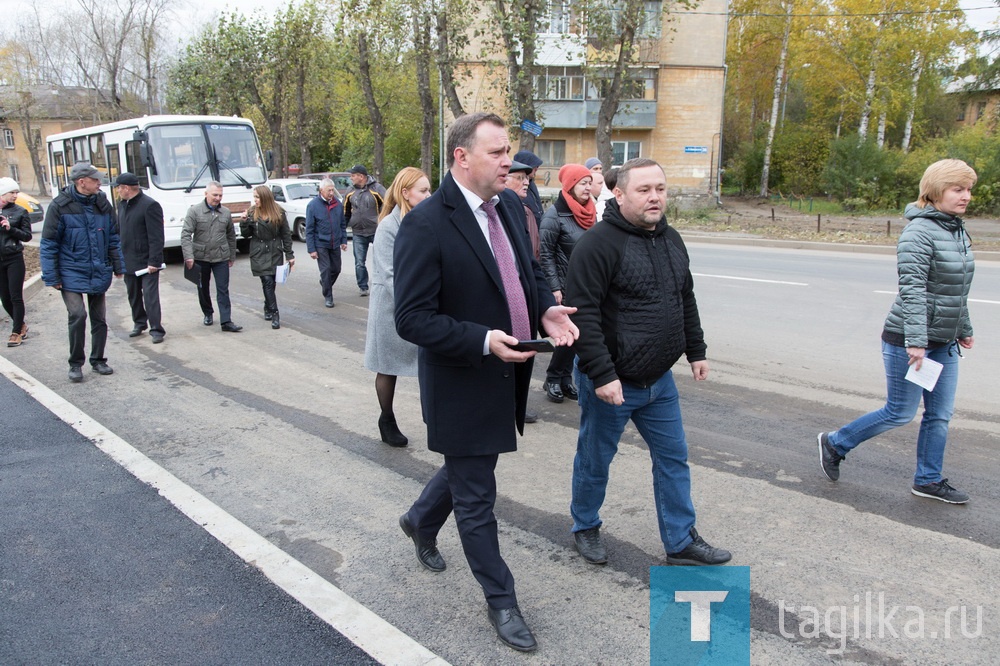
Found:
[511,338,555,352]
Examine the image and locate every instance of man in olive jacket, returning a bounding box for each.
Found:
[181,181,242,332]
[116,172,165,343]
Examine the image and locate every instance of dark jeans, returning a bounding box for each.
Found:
[123,272,164,334]
[260,275,277,316]
[61,290,108,368]
[315,246,342,299]
[0,255,26,333]
[196,260,232,324]
[406,454,517,609]
[352,234,374,290]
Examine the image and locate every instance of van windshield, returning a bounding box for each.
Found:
[147,123,267,190]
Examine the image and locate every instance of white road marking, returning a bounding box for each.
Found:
[875,290,1000,305]
[693,273,808,286]
[0,356,449,666]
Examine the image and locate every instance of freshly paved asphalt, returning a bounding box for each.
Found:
[0,373,378,666]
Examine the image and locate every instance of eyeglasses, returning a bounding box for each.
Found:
[506,173,528,181]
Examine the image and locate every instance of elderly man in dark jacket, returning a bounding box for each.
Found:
[41,162,124,382]
[305,178,348,308]
[116,172,165,343]
[564,158,731,568]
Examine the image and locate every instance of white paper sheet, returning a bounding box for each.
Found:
[904,356,943,392]
[275,262,291,284]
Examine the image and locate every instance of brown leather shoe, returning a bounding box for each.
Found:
[7,332,22,347]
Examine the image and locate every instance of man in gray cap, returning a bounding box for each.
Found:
[40,162,124,382]
[116,172,165,343]
[343,164,385,296]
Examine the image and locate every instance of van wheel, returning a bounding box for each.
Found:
[294,217,306,241]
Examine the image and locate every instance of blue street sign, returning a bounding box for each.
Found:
[684,146,709,154]
[521,119,543,137]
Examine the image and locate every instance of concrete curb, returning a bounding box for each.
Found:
[678,231,1000,262]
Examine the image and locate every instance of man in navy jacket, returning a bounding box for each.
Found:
[305,178,347,308]
[41,162,124,382]
[393,113,578,652]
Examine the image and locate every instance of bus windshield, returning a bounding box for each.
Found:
[147,122,266,190]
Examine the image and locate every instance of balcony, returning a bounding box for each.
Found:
[535,99,657,129]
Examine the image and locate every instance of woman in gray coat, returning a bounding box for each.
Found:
[818,159,977,504]
[364,167,431,446]
[241,186,294,329]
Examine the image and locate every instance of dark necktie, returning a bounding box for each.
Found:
[482,200,531,340]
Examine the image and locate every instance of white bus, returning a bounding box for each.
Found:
[46,115,273,250]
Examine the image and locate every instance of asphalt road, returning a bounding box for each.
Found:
[2,237,997,664]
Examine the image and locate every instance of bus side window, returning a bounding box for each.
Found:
[125,140,150,189]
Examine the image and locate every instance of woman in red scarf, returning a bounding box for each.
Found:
[538,164,595,403]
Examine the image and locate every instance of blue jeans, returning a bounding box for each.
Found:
[828,340,960,486]
[571,366,697,554]
[353,234,373,290]
[196,260,232,324]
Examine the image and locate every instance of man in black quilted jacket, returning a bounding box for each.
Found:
[563,157,732,568]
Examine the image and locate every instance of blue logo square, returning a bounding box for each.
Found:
[650,566,750,665]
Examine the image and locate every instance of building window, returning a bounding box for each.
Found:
[976,101,988,121]
[3,129,14,149]
[534,67,587,101]
[542,1,572,34]
[32,129,42,148]
[956,105,966,122]
[535,140,566,167]
[606,1,662,39]
[612,141,641,166]
[9,164,19,181]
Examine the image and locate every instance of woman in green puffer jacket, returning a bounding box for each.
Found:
[818,159,977,504]
[241,186,294,330]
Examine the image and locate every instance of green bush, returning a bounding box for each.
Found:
[771,126,831,195]
[822,134,903,209]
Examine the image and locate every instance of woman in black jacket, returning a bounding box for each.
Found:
[241,186,294,329]
[538,164,595,403]
[0,178,32,347]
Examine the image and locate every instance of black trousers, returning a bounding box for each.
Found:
[196,260,232,323]
[123,272,164,334]
[407,454,517,609]
[0,255,25,333]
[259,275,277,315]
[546,345,575,384]
[315,246,342,300]
[61,290,107,368]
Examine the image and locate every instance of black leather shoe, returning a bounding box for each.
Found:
[68,366,83,383]
[487,606,537,652]
[574,526,608,564]
[543,381,564,403]
[561,381,579,401]
[129,325,147,337]
[264,311,273,321]
[92,362,114,376]
[271,316,280,330]
[325,297,335,308]
[220,321,243,332]
[666,528,732,566]
[151,333,165,344]
[379,415,408,447]
[523,408,538,424]
[203,314,213,326]
[399,514,445,572]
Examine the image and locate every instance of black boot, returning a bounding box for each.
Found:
[378,414,408,447]
[264,308,273,321]
[271,312,280,329]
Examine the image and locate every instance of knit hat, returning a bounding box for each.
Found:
[558,164,592,192]
[0,177,19,196]
[585,157,602,170]
[513,150,543,169]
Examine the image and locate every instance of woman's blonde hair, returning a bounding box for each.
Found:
[249,185,285,227]
[917,159,977,208]
[380,167,429,221]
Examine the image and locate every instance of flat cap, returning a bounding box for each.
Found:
[69,162,101,181]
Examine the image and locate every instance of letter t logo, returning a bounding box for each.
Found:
[675,591,729,641]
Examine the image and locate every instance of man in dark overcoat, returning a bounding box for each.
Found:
[393,112,578,653]
[115,172,165,343]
